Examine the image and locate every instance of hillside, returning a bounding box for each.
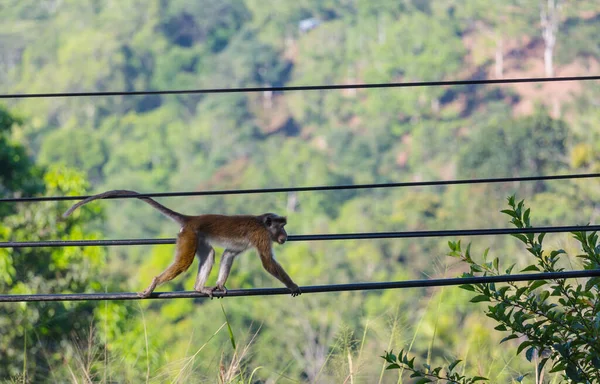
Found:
[1,0,600,381]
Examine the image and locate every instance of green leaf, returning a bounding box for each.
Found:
[501,209,518,219]
[458,284,476,292]
[448,359,462,372]
[383,351,397,363]
[537,358,549,377]
[520,265,540,272]
[472,376,488,382]
[588,231,597,246]
[516,374,529,382]
[500,334,518,344]
[448,241,456,251]
[585,277,600,291]
[549,361,567,373]
[523,208,531,226]
[507,195,515,207]
[511,233,528,243]
[525,346,536,362]
[528,280,547,291]
[505,263,516,274]
[220,303,236,350]
[526,232,534,243]
[385,363,401,370]
[516,341,535,356]
[497,286,511,296]
[415,378,432,384]
[470,295,491,303]
[537,232,546,244]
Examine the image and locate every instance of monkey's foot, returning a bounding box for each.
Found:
[204,285,227,299]
[137,290,152,299]
[194,286,215,299]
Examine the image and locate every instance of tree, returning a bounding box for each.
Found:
[0,106,106,381]
[459,106,568,190]
[540,0,564,77]
[0,105,43,211]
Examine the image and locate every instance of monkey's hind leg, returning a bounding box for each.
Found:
[193,241,216,298]
[138,228,197,298]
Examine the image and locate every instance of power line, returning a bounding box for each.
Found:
[2,172,599,203]
[2,75,599,99]
[1,269,598,302]
[2,224,599,248]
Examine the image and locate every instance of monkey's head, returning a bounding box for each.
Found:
[261,213,288,244]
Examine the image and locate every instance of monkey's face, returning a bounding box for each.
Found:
[262,214,288,244]
[275,226,288,244]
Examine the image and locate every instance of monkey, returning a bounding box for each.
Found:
[62,190,301,299]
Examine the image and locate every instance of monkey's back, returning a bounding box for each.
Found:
[188,214,266,250]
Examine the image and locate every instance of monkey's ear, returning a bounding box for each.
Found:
[264,217,272,227]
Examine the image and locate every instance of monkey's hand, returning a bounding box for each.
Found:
[214,284,227,294]
[289,284,302,297]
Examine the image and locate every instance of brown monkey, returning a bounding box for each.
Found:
[63,190,301,299]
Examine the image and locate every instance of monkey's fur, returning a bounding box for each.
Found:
[63,190,301,298]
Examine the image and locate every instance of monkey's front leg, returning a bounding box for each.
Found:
[259,251,301,297]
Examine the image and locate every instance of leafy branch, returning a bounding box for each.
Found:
[383,196,600,383]
[382,349,487,384]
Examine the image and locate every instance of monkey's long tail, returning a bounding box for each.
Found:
[62,189,187,225]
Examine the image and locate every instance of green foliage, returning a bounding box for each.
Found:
[459,106,568,180]
[386,197,600,382]
[0,105,43,206]
[382,349,487,383]
[450,197,600,382]
[161,0,250,52]
[0,165,106,380]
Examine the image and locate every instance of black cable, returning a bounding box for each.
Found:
[1,269,597,302]
[2,224,599,248]
[2,75,599,99]
[1,172,598,203]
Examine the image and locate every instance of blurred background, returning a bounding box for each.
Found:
[1,0,600,382]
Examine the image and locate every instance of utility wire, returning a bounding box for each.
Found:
[1,269,598,302]
[2,224,599,248]
[1,172,599,203]
[2,75,599,99]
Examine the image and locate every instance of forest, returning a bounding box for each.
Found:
[1,0,600,382]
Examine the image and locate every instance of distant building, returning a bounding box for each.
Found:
[298,18,321,33]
